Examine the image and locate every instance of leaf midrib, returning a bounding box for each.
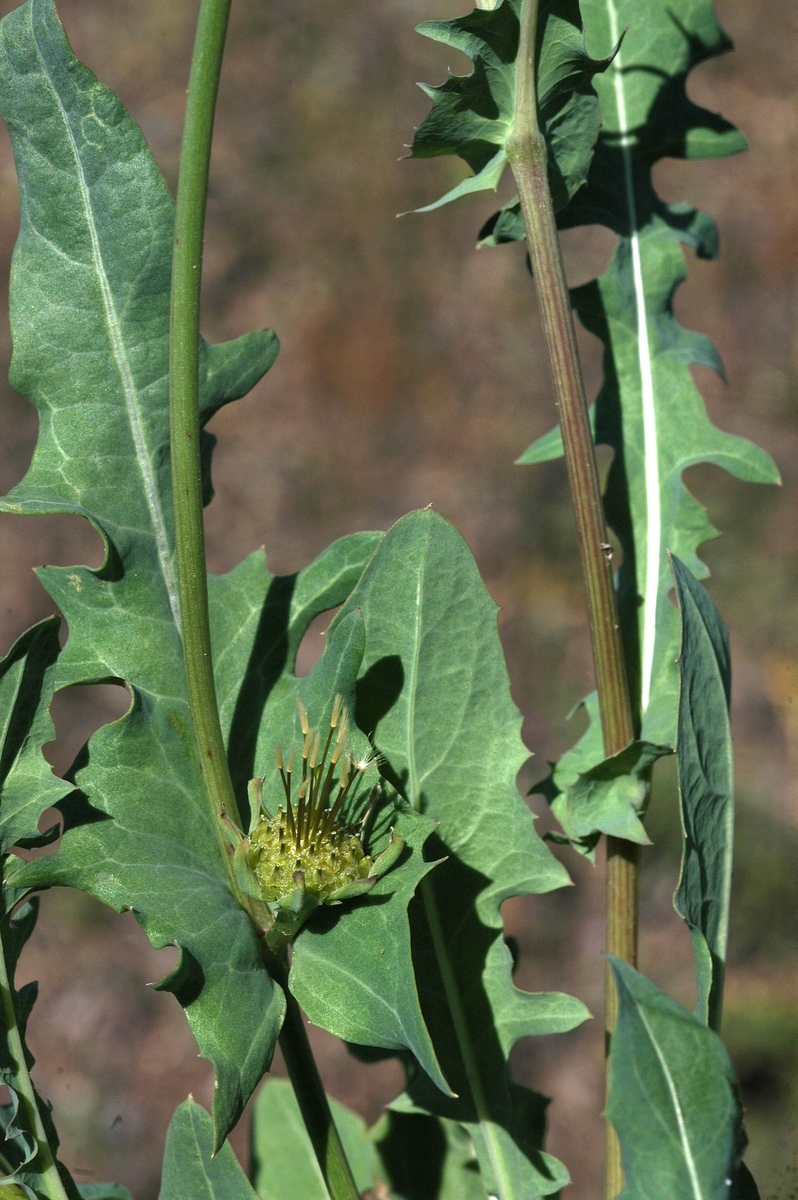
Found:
[605,0,661,715]
[636,1004,705,1200]
[32,7,181,634]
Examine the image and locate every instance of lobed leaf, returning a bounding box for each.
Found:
[514,0,778,842]
[0,620,77,1198]
[311,510,588,1199]
[557,738,671,847]
[0,0,384,1147]
[410,0,609,216]
[607,959,749,1200]
[0,620,66,858]
[671,555,733,1031]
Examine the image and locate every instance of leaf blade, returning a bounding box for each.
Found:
[607,960,746,1200]
[0,620,77,1200]
[410,0,608,220]
[521,0,778,840]
[158,1099,257,1200]
[320,510,588,1200]
[0,0,287,1144]
[671,556,733,1030]
[250,1080,377,1200]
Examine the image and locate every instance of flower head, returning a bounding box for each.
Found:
[246,695,387,911]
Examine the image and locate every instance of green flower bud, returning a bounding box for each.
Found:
[239,696,404,948]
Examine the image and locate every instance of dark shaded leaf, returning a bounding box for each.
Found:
[0,620,76,1198]
[372,1109,489,1200]
[671,556,732,1030]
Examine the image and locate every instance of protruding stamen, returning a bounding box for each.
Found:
[284,794,297,842]
[309,730,321,771]
[320,784,347,841]
[333,694,343,725]
[320,701,341,780]
[297,697,309,735]
[296,778,309,847]
[275,745,291,807]
[312,759,338,839]
[360,785,381,838]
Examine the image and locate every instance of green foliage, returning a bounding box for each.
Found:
[411,0,776,851]
[0,0,436,1151]
[550,738,670,850]
[607,960,749,1200]
[0,0,774,1195]
[0,0,282,1143]
[513,0,779,843]
[409,0,778,854]
[158,1099,257,1200]
[671,556,733,1031]
[273,610,447,1092]
[410,0,609,214]
[251,1081,376,1200]
[305,510,588,1198]
[372,1111,491,1200]
[0,621,66,860]
[0,621,75,1200]
[251,1079,492,1200]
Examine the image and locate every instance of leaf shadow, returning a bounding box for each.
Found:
[374,1111,451,1200]
[227,572,297,809]
[355,655,558,1182]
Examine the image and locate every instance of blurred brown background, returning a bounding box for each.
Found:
[0,0,795,1195]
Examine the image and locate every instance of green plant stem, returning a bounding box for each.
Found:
[0,901,73,1200]
[170,8,361,1196]
[505,2,638,1196]
[169,0,242,865]
[271,954,361,1200]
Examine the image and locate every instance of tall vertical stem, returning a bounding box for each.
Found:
[505,2,638,1196]
[170,0,242,853]
[169,6,360,1196]
[275,961,362,1200]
